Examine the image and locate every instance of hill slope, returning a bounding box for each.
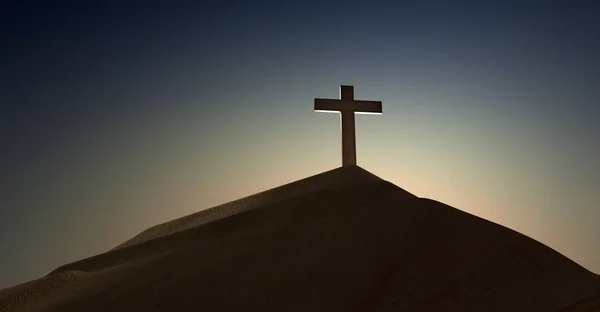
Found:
[1,166,599,312]
[112,166,388,251]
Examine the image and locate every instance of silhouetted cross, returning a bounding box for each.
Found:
[314,85,383,167]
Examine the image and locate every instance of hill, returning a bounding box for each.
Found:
[1,166,599,311]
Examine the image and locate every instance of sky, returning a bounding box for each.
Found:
[1,0,599,289]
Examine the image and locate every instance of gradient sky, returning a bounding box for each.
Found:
[1,0,599,289]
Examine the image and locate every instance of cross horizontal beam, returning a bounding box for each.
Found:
[314,99,383,114]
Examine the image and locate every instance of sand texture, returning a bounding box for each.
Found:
[2,166,599,311]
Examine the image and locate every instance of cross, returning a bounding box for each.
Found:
[314,85,383,167]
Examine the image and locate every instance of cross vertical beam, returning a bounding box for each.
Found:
[314,85,383,167]
[340,86,357,166]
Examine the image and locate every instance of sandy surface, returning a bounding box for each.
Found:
[557,294,600,311]
[0,271,85,312]
[2,166,599,311]
[112,166,384,251]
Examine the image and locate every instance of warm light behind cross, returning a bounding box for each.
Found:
[314,85,383,166]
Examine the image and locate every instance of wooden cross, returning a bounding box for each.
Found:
[314,85,383,167]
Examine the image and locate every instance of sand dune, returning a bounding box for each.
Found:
[2,166,599,311]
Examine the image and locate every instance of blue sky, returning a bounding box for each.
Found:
[1,0,599,288]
